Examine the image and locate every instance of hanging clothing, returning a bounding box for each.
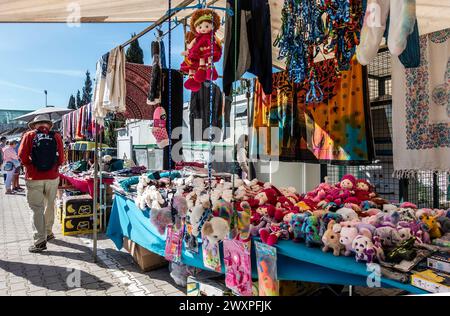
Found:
[392,29,450,177]
[385,17,421,68]
[189,82,225,142]
[147,41,163,105]
[222,0,272,96]
[356,0,416,65]
[93,46,126,125]
[252,58,375,163]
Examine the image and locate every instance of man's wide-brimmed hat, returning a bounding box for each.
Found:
[28,114,53,129]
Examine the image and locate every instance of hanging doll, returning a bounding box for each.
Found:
[183,9,222,91]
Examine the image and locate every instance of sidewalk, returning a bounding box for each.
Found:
[0,179,185,296]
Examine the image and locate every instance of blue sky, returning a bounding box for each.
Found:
[0,22,189,111]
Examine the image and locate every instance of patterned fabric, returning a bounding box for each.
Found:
[251,57,374,163]
[393,28,450,177]
[124,62,155,120]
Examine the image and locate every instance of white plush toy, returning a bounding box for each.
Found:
[201,217,230,245]
[336,207,359,222]
[144,186,165,210]
[135,194,147,211]
[188,205,207,237]
[136,174,151,195]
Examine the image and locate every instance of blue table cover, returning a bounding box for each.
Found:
[107,194,427,294]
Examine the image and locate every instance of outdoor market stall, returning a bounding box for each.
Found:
[30,0,449,295]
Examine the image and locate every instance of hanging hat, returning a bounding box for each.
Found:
[28,114,53,129]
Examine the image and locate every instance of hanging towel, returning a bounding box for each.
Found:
[393,29,450,178]
[357,0,416,65]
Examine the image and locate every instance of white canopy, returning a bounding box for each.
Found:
[1,0,448,69]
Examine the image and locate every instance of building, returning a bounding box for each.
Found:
[0,109,33,135]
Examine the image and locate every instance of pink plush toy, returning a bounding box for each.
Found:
[338,220,360,256]
[326,174,356,206]
[152,107,169,148]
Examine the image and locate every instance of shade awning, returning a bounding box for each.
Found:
[1,0,449,69]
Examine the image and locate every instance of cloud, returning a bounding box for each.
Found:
[23,68,85,77]
[0,79,42,94]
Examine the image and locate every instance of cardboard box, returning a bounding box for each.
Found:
[63,195,94,217]
[411,269,450,293]
[427,252,450,274]
[62,214,100,236]
[123,237,167,272]
[187,276,232,296]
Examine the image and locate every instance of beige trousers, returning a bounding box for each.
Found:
[26,178,59,245]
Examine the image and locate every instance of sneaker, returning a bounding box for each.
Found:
[46,233,55,241]
[28,241,47,253]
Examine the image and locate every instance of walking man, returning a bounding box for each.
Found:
[0,136,7,182]
[18,114,64,253]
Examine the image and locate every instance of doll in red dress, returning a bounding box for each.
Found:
[184,9,222,91]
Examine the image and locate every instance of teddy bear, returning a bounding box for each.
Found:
[187,204,207,237]
[322,220,344,256]
[252,187,278,206]
[249,204,276,237]
[183,9,222,91]
[326,174,356,206]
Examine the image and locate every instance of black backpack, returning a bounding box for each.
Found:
[31,130,58,171]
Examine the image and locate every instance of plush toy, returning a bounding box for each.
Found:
[322,220,344,256]
[234,201,251,241]
[150,207,173,235]
[253,188,278,206]
[326,174,356,206]
[187,204,207,237]
[374,225,401,248]
[202,217,230,244]
[184,9,222,91]
[172,195,188,229]
[319,212,343,237]
[301,215,322,247]
[338,221,359,256]
[419,214,442,239]
[336,207,359,222]
[145,186,165,210]
[352,233,384,263]
[437,216,450,234]
[135,193,147,211]
[290,213,310,242]
[353,179,376,202]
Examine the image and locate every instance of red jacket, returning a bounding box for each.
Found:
[18,127,64,180]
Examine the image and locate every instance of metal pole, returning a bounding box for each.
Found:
[93,120,98,262]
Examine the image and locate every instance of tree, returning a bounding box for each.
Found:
[68,94,76,110]
[81,70,93,105]
[76,90,82,108]
[125,33,144,64]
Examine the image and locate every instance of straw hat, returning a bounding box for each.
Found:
[28,114,53,129]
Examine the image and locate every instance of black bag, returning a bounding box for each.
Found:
[31,130,58,171]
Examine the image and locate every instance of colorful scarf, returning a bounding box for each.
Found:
[393,29,450,177]
[252,57,374,163]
